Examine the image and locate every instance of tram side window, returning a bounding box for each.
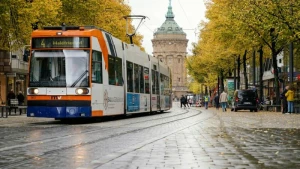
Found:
[152,70,155,94]
[144,67,150,94]
[127,61,133,92]
[134,63,140,93]
[152,70,159,95]
[160,74,165,95]
[115,57,123,86]
[139,65,144,93]
[155,71,159,94]
[92,51,102,83]
[108,56,122,86]
[108,56,115,85]
[165,76,169,95]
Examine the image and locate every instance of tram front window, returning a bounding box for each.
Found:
[29,50,89,87]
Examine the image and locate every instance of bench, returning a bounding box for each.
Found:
[0,100,27,118]
[8,99,27,115]
[8,99,19,115]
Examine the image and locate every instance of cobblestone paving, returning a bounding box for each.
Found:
[94,106,300,169]
[0,103,299,169]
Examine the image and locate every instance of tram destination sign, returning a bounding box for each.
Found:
[32,37,90,48]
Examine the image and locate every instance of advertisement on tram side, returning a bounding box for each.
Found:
[127,93,140,112]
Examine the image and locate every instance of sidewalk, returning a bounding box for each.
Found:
[0,113,53,126]
[91,106,300,169]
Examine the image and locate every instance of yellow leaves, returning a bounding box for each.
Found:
[0,0,143,50]
[190,0,300,86]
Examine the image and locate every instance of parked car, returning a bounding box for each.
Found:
[231,89,259,112]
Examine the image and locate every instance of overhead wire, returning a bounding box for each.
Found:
[177,0,192,28]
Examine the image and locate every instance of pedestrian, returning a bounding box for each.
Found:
[214,94,219,110]
[280,86,289,114]
[204,95,209,109]
[17,91,25,114]
[285,84,295,114]
[197,99,202,107]
[219,90,228,112]
[7,89,15,106]
[17,91,25,106]
[180,95,186,108]
[185,96,189,108]
[189,99,193,107]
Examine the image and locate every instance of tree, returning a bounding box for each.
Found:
[0,0,144,51]
[191,0,300,107]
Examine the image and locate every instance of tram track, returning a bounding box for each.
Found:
[2,107,273,169]
[0,109,196,152]
[0,108,190,141]
[0,109,204,169]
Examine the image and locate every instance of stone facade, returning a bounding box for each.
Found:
[152,0,189,101]
[0,49,28,105]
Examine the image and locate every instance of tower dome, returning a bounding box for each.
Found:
[154,0,186,35]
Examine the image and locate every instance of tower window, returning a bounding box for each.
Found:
[178,59,180,63]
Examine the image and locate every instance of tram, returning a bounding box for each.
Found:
[26,25,172,118]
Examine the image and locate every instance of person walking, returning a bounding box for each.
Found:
[285,85,295,114]
[7,89,16,106]
[214,94,220,110]
[17,91,25,106]
[197,99,202,107]
[280,86,289,114]
[189,98,193,107]
[204,95,209,109]
[185,96,190,108]
[180,95,186,108]
[17,91,25,114]
[219,90,228,112]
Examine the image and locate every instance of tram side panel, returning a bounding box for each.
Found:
[150,57,160,112]
[98,32,124,116]
[124,44,151,114]
[158,62,172,111]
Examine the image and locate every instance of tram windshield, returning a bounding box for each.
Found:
[29,50,90,87]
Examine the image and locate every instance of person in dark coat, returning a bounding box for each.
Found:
[180,95,186,108]
[17,91,25,106]
[7,89,16,106]
[280,86,289,114]
[17,91,25,114]
[214,95,220,110]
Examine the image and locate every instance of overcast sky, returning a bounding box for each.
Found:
[126,0,207,55]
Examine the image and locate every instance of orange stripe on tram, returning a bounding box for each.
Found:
[92,110,103,117]
[27,95,91,101]
[96,31,109,70]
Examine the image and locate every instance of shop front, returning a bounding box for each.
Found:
[0,72,27,105]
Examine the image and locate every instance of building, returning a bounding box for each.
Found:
[152,0,189,101]
[0,48,28,105]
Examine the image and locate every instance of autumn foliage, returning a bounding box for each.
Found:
[188,0,300,97]
[0,0,143,51]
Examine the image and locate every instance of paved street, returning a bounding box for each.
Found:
[0,103,299,169]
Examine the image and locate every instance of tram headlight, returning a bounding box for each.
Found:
[28,88,39,94]
[34,89,39,94]
[75,88,89,95]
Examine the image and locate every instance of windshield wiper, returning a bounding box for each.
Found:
[71,70,88,87]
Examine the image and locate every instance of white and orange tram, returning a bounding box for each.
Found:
[27,25,172,118]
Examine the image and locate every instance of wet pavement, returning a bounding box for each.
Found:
[0,103,299,169]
